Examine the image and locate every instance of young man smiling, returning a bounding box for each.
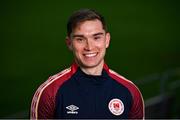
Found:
[30,9,145,119]
[67,19,110,75]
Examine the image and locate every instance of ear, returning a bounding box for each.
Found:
[66,36,73,51]
[105,32,111,48]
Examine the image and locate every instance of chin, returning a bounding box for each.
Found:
[82,63,97,68]
[81,61,102,68]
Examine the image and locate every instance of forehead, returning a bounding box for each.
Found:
[72,20,105,34]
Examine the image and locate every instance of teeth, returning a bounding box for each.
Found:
[84,53,97,57]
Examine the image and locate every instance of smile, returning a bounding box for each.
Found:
[83,53,97,57]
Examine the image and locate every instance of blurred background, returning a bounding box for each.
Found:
[0,0,180,118]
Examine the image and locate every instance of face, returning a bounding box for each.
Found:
[66,19,110,69]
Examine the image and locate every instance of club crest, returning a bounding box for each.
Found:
[108,98,124,116]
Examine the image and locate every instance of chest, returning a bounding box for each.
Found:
[55,78,132,118]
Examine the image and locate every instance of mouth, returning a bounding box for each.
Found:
[83,53,98,58]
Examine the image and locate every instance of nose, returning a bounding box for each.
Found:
[84,39,93,51]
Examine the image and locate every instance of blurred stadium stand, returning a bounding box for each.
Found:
[136,67,180,118]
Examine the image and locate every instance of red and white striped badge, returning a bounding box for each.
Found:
[108,98,124,116]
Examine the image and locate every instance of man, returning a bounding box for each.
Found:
[30,8,144,119]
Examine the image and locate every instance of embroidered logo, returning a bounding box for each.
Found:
[66,105,79,114]
[108,98,124,116]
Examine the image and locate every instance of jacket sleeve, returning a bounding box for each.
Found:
[30,67,72,119]
[128,86,145,119]
[30,85,56,119]
[37,90,55,119]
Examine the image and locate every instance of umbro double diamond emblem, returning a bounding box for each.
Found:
[66,105,79,114]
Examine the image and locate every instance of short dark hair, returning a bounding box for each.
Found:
[67,8,107,37]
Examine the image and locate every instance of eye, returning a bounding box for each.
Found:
[94,36,101,40]
[75,37,84,42]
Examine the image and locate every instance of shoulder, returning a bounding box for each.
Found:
[32,63,78,101]
[30,67,74,118]
[103,63,141,96]
[37,68,71,95]
[32,67,72,98]
[108,69,142,98]
[31,63,79,119]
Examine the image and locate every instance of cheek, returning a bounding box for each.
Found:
[72,44,83,54]
[96,41,107,49]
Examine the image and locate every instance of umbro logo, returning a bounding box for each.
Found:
[66,105,79,114]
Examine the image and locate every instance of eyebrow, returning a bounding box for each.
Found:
[93,32,104,36]
[72,32,104,38]
[72,34,84,38]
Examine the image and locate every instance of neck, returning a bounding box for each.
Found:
[80,62,104,76]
